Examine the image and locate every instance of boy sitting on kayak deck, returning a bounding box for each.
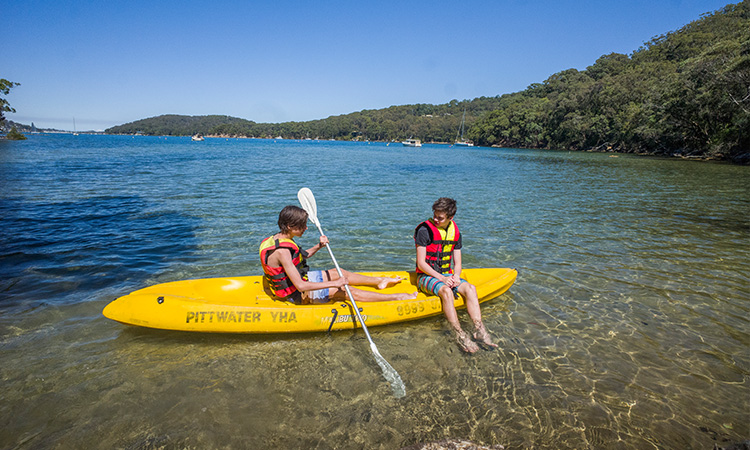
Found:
[414,197,498,353]
[260,205,417,305]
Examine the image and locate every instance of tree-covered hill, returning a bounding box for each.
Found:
[106,114,256,136]
[106,2,748,162]
[468,1,749,162]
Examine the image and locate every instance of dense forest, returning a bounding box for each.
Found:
[106,98,506,143]
[468,1,749,162]
[107,2,749,163]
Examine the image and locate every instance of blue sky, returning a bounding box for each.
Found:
[4,0,732,131]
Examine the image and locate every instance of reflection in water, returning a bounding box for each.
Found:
[0,136,748,449]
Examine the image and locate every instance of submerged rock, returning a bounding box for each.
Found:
[401,438,504,450]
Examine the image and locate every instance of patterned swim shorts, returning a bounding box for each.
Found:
[416,274,467,298]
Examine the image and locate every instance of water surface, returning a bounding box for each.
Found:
[1,135,748,449]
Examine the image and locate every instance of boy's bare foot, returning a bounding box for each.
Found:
[395,292,418,301]
[377,276,403,290]
[473,327,498,350]
[456,330,479,353]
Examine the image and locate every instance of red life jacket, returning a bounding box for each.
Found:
[259,236,309,299]
[414,220,460,274]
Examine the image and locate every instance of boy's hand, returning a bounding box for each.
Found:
[446,274,461,287]
[334,276,348,287]
[319,235,329,247]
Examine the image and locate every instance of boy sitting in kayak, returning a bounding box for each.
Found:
[414,197,497,353]
[260,205,417,304]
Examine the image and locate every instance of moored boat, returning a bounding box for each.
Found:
[103,268,517,333]
[454,108,473,146]
[402,139,422,147]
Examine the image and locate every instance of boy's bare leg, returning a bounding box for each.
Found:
[327,269,403,290]
[330,286,416,302]
[458,283,498,349]
[472,320,498,349]
[439,286,479,353]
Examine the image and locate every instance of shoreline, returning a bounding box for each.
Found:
[5,131,747,164]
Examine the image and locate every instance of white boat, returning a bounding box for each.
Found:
[191,134,205,141]
[402,138,422,147]
[454,109,473,147]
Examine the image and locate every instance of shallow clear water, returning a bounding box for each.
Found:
[1,135,748,449]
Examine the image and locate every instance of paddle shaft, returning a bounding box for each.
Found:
[297,187,405,397]
[310,221,375,345]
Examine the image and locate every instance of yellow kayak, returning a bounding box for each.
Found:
[103,268,517,333]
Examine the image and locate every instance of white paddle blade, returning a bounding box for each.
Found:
[297,188,320,226]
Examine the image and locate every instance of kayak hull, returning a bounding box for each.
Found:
[103,268,517,333]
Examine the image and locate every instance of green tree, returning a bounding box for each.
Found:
[1,78,20,124]
[7,126,27,140]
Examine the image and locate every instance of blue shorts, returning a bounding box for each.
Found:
[417,274,467,298]
[304,270,330,303]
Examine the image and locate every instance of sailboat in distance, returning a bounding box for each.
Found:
[454,108,473,147]
[73,117,79,136]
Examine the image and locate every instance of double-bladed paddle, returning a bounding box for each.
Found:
[297,187,406,398]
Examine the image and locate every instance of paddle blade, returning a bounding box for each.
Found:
[297,187,320,226]
[371,342,406,398]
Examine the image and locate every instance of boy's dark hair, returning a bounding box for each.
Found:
[278,205,308,232]
[432,197,457,217]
